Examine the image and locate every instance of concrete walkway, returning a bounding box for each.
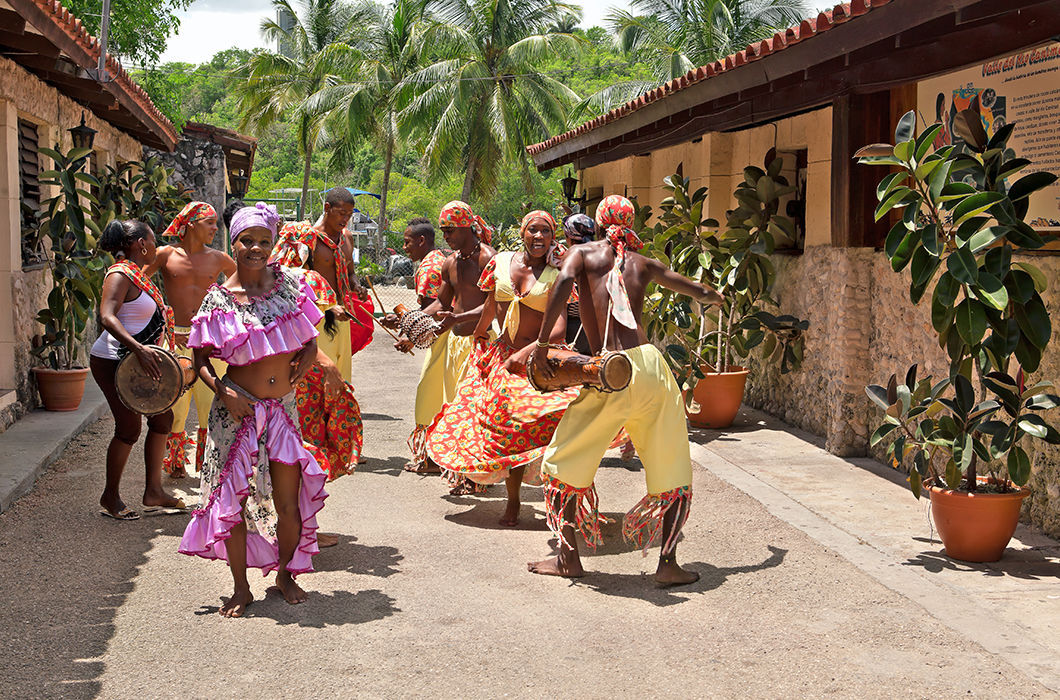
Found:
[0,330,1057,698]
[0,381,107,511]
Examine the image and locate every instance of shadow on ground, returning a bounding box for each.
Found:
[194,587,400,628]
[314,534,403,577]
[358,455,407,477]
[571,545,789,607]
[903,543,1060,580]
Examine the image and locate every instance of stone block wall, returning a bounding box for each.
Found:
[0,56,142,428]
[746,247,1060,537]
[146,137,228,249]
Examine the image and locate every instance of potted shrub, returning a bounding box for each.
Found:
[859,109,1060,562]
[31,146,107,411]
[640,157,808,428]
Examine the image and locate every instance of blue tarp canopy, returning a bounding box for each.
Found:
[346,188,381,199]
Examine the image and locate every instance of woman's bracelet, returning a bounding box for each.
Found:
[536,340,550,348]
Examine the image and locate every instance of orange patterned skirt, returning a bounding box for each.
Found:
[426,340,578,485]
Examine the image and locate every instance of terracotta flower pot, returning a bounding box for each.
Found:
[33,367,89,412]
[686,366,749,429]
[928,478,1030,563]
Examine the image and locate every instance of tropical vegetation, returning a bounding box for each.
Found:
[859,110,1060,497]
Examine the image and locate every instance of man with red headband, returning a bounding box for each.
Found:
[527,194,724,586]
[418,201,496,484]
[145,201,235,478]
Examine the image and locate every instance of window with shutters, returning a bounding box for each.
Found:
[18,119,45,268]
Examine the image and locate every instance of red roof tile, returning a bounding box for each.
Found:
[12,0,178,150]
[528,0,891,157]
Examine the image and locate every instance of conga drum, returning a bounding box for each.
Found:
[115,345,196,415]
[527,347,633,393]
[394,303,442,349]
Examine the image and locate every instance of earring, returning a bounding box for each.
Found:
[140,245,148,256]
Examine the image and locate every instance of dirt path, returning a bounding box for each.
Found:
[0,331,1051,698]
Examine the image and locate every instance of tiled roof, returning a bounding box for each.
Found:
[527,0,890,157]
[16,0,178,149]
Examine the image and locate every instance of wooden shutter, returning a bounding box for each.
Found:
[18,120,40,223]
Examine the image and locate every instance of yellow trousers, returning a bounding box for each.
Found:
[414,329,451,426]
[319,317,353,382]
[444,333,475,402]
[171,340,226,433]
[541,344,692,494]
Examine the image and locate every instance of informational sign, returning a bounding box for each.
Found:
[918,42,1060,230]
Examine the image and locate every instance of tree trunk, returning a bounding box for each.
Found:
[461,157,476,203]
[519,154,534,197]
[377,137,394,254]
[298,141,314,221]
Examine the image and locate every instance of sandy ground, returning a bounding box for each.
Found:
[0,330,1053,699]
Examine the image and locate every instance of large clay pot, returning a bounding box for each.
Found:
[686,366,749,429]
[928,478,1030,563]
[33,367,89,412]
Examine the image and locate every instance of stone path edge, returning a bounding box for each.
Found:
[0,382,107,512]
[689,442,1060,693]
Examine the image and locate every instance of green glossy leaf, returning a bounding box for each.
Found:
[973,272,1009,310]
[955,298,987,346]
[1015,295,1051,349]
[967,226,1004,253]
[1008,171,1058,201]
[894,140,914,163]
[952,191,1006,227]
[946,246,979,285]
[910,246,940,287]
[1014,262,1047,292]
[1025,394,1060,410]
[895,110,917,144]
[915,124,943,160]
[1006,270,1035,304]
[1007,446,1031,485]
[875,187,914,222]
[921,224,942,256]
[870,422,897,446]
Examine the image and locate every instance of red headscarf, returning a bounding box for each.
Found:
[439,200,493,245]
[594,195,643,330]
[162,202,216,240]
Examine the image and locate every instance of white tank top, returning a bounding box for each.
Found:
[90,290,159,359]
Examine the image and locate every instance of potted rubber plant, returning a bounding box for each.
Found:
[859,109,1060,562]
[32,145,108,410]
[641,155,808,428]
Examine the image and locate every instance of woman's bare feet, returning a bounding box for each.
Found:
[317,532,339,548]
[404,459,441,474]
[654,556,700,587]
[167,466,190,479]
[99,493,128,517]
[449,479,477,496]
[527,554,585,578]
[274,571,308,604]
[500,500,520,527]
[220,588,253,618]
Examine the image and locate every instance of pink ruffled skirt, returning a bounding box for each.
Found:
[179,379,328,576]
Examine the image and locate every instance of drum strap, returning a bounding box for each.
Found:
[115,308,166,360]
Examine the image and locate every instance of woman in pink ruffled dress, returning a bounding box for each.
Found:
[178,203,327,617]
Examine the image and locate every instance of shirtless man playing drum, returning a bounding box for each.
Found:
[418,201,496,483]
[527,195,723,586]
[146,202,236,478]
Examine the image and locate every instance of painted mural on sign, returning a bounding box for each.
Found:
[918,42,1060,230]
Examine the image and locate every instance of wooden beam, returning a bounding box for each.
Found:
[0,8,27,34]
[831,92,891,248]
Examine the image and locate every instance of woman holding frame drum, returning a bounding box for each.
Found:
[90,219,187,521]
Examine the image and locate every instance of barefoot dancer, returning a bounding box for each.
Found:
[179,203,328,617]
[385,218,450,472]
[146,202,236,478]
[527,195,723,585]
[427,211,577,525]
[418,201,497,483]
[90,220,186,520]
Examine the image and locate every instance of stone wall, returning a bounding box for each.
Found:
[146,137,228,249]
[0,56,142,427]
[746,247,1060,537]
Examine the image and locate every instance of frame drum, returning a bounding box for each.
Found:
[115,345,196,415]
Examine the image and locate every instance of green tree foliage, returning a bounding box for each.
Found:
[65,0,193,65]
[400,0,582,201]
[233,0,361,219]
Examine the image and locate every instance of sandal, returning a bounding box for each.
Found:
[99,507,140,521]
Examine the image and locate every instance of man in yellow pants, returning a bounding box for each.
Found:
[146,202,235,478]
[527,195,723,586]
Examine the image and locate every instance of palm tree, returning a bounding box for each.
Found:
[313,0,428,239]
[582,0,808,118]
[401,0,583,202]
[233,0,360,220]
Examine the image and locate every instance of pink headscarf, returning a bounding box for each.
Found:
[229,202,281,241]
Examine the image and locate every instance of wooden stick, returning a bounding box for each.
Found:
[360,276,413,353]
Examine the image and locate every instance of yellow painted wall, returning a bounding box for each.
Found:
[579,107,833,247]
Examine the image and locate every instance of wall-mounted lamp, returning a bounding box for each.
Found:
[68,111,97,150]
[559,168,586,208]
